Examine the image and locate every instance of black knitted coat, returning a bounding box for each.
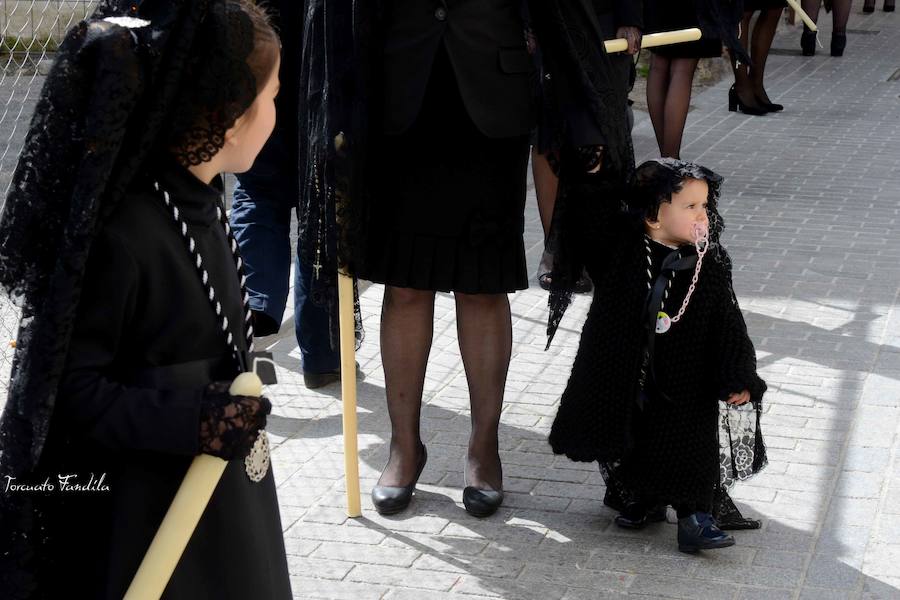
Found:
[548,199,767,508]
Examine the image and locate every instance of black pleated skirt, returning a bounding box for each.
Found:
[359,48,530,294]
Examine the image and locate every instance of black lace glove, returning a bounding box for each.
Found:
[198,381,271,460]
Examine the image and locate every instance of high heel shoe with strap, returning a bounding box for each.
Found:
[371,444,427,515]
[728,85,768,116]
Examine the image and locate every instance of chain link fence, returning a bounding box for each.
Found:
[1,1,99,402]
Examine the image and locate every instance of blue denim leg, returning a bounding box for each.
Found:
[231,173,292,323]
[232,129,339,373]
[294,246,339,373]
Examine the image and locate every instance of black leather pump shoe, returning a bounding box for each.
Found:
[462,458,504,518]
[462,486,504,518]
[371,445,427,515]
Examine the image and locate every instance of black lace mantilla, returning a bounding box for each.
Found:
[167,2,258,167]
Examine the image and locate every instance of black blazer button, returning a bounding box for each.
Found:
[434,6,447,21]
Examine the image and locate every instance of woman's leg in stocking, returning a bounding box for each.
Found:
[732,12,758,106]
[646,53,672,156]
[377,286,435,487]
[661,57,699,159]
[455,292,511,491]
[801,0,822,24]
[750,8,782,103]
[831,0,851,33]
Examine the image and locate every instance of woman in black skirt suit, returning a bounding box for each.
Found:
[644,0,724,158]
[731,1,786,115]
[360,0,535,518]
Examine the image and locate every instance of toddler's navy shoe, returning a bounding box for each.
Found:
[677,512,735,553]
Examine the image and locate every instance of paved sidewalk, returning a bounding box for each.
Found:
[261,9,900,599]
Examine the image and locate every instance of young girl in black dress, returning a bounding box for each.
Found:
[549,158,767,553]
[0,2,292,597]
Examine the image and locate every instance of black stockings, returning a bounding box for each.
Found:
[378,286,434,487]
[378,286,509,491]
[802,0,852,34]
[647,54,699,159]
[733,9,782,106]
[456,292,510,491]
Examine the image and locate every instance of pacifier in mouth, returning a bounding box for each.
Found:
[692,223,709,249]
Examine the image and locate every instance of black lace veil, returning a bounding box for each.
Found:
[0,1,265,594]
[295,0,378,351]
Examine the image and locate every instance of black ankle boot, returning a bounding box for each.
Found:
[677,512,735,553]
[615,503,668,529]
[755,92,783,113]
[371,445,427,515]
[885,0,895,12]
[801,28,816,56]
[864,0,876,11]
[831,33,847,57]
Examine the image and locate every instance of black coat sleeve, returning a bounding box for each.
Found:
[56,230,202,456]
[715,280,767,404]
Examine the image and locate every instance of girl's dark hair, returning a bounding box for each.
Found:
[168,0,279,166]
[242,1,280,94]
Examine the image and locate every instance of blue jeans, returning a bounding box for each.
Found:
[231,132,339,374]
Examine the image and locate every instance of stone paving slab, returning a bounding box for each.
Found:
[259,8,900,599]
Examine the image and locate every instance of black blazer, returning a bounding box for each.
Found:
[382,0,535,138]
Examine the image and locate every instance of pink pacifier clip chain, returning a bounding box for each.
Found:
[669,223,709,324]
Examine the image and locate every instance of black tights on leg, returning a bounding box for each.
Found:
[647,54,699,159]
[455,292,511,491]
[750,8,782,103]
[831,0,852,34]
[732,12,757,106]
[377,286,435,487]
[802,0,851,33]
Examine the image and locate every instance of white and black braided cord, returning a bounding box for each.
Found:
[155,181,255,368]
